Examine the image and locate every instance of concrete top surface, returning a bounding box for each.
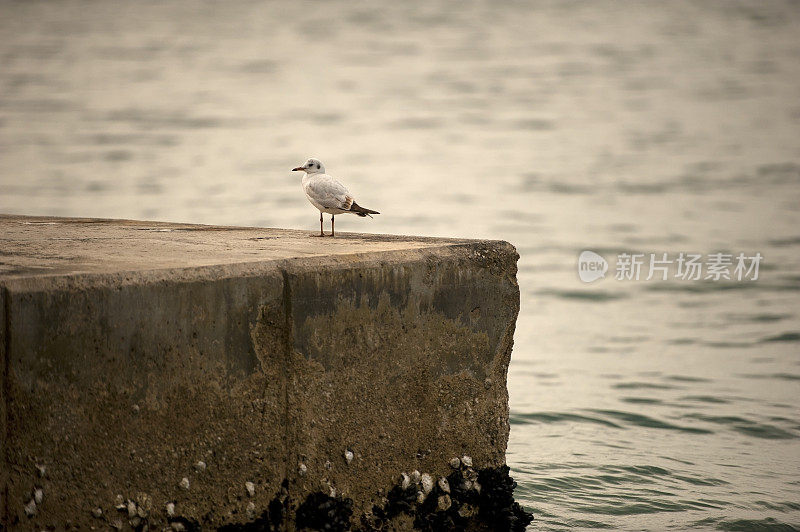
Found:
[0,214,490,280]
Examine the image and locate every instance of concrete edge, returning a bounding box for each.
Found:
[0,240,519,293]
[0,213,495,246]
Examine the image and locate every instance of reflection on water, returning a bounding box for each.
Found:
[2,0,800,529]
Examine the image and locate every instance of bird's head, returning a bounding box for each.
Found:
[292,158,325,174]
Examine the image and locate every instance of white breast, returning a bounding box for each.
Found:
[302,173,353,214]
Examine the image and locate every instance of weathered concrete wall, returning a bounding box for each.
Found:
[0,215,520,530]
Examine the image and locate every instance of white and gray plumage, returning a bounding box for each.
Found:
[291,158,379,237]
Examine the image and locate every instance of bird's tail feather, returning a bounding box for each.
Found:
[350,201,380,218]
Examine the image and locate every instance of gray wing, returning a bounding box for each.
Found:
[307,175,354,210]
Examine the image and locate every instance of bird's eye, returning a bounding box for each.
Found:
[316,163,320,169]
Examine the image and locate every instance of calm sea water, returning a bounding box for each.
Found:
[2,1,799,529]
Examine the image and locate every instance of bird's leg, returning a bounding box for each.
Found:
[331,215,335,237]
[319,212,324,237]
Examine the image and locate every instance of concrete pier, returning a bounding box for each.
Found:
[0,215,522,530]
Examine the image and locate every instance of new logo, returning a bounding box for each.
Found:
[578,250,608,283]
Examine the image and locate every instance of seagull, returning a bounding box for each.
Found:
[292,158,380,237]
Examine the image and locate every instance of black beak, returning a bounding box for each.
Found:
[292,167,304,171]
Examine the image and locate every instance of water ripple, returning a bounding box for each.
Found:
[613,382,678,390]
[678,395,731,405]
[715,517,800,531]
[684,414,797,440]
[587,409,714,434]
[536,288,627,302]
[510,411,622,428]
[761,332,800,343]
